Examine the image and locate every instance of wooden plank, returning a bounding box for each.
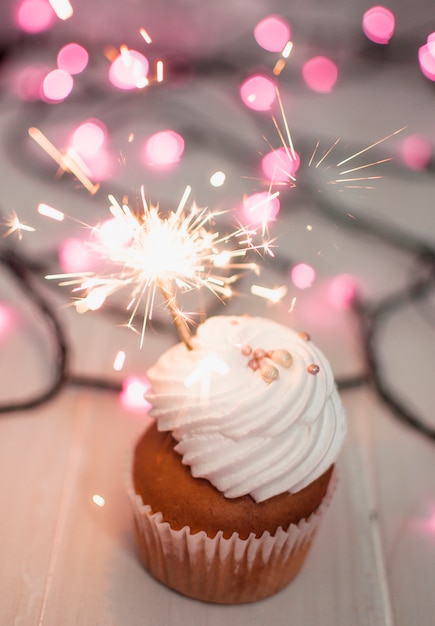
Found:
[33,369,393,625]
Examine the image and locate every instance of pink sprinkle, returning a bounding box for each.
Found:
[362,6,395,44]
[254,15,291,52]
[240,74,277,111]
[57,43,89,75]
[41,69,73,102]
[291,263,316,289]
[302,56,338,93]
[16,0,55,33]
[144,130,184,167]
[262,146,300,183]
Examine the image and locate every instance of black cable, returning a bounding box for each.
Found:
[0,39,434,441]
[0,246,69,413]
[355,266,435,441]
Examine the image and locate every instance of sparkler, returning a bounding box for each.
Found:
[2,211,36,239]
[45,186,273,349]
[269,90,405,192]
[28,127,99,195]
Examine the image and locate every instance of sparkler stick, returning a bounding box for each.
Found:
[158,279,194,350]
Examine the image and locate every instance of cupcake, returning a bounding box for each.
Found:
[129,315,346,603]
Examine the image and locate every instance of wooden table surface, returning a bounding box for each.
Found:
[0,8,434,623]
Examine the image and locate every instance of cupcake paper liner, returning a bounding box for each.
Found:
[127,469,337,604]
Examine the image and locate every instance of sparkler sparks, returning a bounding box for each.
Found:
[2,211,36,239]
[45,186,273,348]
[28,127,99,195]
[250,284,287,303]
[268,90,404,192]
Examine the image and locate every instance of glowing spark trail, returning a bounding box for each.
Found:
[268,90,404,192]
[28,127,99,195]
[250,284,287,303]
[139,28,152,44]
[46,186,273,348]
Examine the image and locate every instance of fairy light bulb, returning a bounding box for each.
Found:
[240,74,277,111]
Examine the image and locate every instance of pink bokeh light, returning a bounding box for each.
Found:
[240,74,277,111]
[97,217,134,250]
[399,134,432,170]
[261,146,300,184]
[302,56,338,93]
[71,120,107,157]
[57,43,89,75]
[120,376,151,411]
[419,39,435,81]
[428,32,435,54]
[241,192,280,226]
[362,6,395,44]
[291,263,316,289]
[16,0,55,33]
[109,49,149,90]
[59,238,97,273]
[328,274,357,310]
[14,65,51,100]
[144,130,185,167]
[41,69,74,102]
[0,304,15,337]
[254,15,291,52]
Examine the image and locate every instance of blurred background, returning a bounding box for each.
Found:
[1,2,435,625]
[0,0,434,416]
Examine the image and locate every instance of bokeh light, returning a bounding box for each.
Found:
[399,134,432,170]
[261,146,300,184]
[113,350,126,372]
[59,238,97,273]
[419,39,435,81]
[362,6,395,44]
[144,130,185,167]
[41,69,74,102]
[328,274,357,310]
[240,74,277,111]
[71,120,107,157]
[254,15,291,52]
[291,263,316,289]
[210,171,226,187]
[120,376,151,410]
[14,65,51,100]
[241,192,280,226]
[109,49,149,90]
[57,43,89,75]
[302,56,338,93]
[16,0,55,33]
[0,304,14,337]
[97,217,134,250]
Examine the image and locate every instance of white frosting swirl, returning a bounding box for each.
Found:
[147,315,346,502]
